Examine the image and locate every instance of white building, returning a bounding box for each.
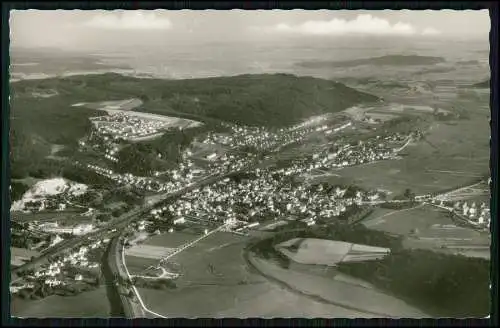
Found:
[72,224,94,236]
[173,217,185,225]
[206,153,218,161]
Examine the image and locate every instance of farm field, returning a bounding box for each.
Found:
[248,255,427,318]
[332,107,489,196]
[362,205,481,238]
[125,244,176,260]
[10,286,110,318]
[143,231,198,248]
[286,261,377,290]
[10,210,85,223]
[126,231,246,280]
[160,232,251,287]
[135,232,380,318]
[73,98,143,111]
[138,281,377,318]
[362,205,490,257]
[135,230,427,318]
[275,238,390,266]
[11,247,41,266]
[124,255,159,276]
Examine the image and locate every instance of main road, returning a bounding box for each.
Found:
[106,236,143,318]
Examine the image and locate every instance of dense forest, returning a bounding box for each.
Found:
[337,249,490,317]
[114,125,209,176]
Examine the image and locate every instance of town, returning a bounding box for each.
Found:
[10,102,491,308]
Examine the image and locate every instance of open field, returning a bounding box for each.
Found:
[135,230,427,318]
[11,210,86,223]
[189,141,229,159]
[285,261,377,290]
[338,135,487,197]
[124,255,159,276]
[248,255,427,318]
[160,232,251,287]
[73,98,143,111]
[143,231,197,248]
[363,205,483,238]
[136,232,390,318]
[328,92,489,195]
[125,231,241,277]
[125,244,176,260]
[362,205,490,256]
[139,280,381,318]
[127,244,175,261]
[275,238,390,266]
[10,286,110,318]
[97,109,202,129]
[11,247,41,266]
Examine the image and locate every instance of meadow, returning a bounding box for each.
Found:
[362,205,489,255]
[248,255,426,318]
[337,112,489,197]
[136,230,389,318]
[10,286,110,318]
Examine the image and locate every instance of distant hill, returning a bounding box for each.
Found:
[12,73,379,128]
[472,79,489,89]
[10,73,378,178]
[456,60,480,66]
[297,55,446,69]
[10,47,130,75]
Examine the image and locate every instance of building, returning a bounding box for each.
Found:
[206,153,218,161]
[72,224,94,236]
[173,217,185,225]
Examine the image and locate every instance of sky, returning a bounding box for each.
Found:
[10,9,490,51]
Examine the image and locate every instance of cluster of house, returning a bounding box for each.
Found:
[86,163,175,193]
[149,166,380,228]
[12,240,107,294]
[21,198,69,213]
[452,201,491,227]
[427,198,491,229]
[86,153,227,194]
[78,137,119,164]
[284,132,411,175]
[89,113,170,141]
[201,121,341,153]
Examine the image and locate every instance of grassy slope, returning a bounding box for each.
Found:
[11,286,111,318]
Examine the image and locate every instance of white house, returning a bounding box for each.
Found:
[72,223,94,236]
[206,153,218,161]
[173,217,185,225]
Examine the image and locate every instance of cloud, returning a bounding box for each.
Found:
[421,27,442,36]
[85,11,172,30]
[270,14,418,36]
